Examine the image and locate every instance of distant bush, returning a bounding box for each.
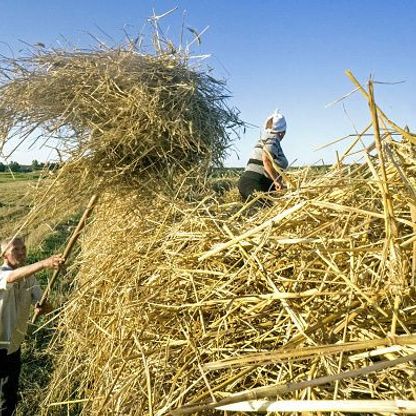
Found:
[8,161,21,172]
[31,159,44,170]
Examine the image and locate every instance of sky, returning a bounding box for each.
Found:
[0,0,415,167]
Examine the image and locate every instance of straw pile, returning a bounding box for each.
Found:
[35,76,416,415]
[2,36,416,414]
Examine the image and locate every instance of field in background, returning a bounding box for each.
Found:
[0,173,36,239]
[0,172,40,182]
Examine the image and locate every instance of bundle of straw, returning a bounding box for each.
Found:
[0,45,241,216]
[40,79,416,415]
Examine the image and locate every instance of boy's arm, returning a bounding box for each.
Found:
[6,255,64,284]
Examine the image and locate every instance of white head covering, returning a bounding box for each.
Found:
[264,109,286,133]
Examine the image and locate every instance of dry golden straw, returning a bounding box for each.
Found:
[1,26,416,416]
[41,75,416,414]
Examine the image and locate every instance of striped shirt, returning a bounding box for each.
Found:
[245,132,288,178]
[0,265,42,354]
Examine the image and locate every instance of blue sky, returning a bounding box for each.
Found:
[0,0,415,167]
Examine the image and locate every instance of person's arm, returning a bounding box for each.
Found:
[6,255,64,284]
[262,152,283,191]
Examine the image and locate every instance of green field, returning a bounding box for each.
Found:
[0,171,40,182]
[0,174,34,238]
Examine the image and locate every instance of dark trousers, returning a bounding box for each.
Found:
[238,171,274,201]
[0,349,21,416]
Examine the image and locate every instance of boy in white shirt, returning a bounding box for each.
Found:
[0,237,64,416]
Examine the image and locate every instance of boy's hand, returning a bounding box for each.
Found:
[34,300,53,316]
[43,254,65,269]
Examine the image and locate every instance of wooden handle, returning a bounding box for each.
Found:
[31,194,98,324]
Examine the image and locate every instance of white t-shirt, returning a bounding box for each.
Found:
[0,264,42,354]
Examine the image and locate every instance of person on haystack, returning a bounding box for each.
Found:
[0,236,64,416]
[238,110,289,201]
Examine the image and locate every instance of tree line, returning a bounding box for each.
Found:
[0,160,60,172]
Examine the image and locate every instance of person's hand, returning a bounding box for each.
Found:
[42,254,65,270]
[274,178,284,191]
[34,300,53,316]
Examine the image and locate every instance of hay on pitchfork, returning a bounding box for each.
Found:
[0,37,242,227]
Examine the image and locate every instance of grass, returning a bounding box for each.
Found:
[0,176,34,240]
[0,171,40,183]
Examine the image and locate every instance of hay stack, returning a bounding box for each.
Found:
[39,80,416,414]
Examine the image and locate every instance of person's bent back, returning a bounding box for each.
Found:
[238,110,288,202]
